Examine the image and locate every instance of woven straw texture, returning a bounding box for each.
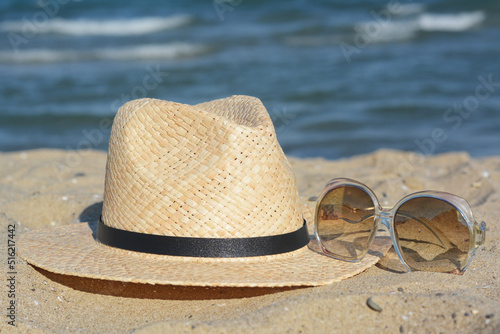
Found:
[102,96,302,238]
[18,96,391,286]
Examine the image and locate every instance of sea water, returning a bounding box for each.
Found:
[0,0,499,159]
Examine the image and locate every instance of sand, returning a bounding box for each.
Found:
[0,148,498,333]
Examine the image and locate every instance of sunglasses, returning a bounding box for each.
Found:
[311,178,486,274]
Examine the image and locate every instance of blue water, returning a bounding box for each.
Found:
[1,0,499,159]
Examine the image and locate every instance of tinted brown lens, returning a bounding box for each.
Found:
[394,197,470,273]
[317,186,375,260]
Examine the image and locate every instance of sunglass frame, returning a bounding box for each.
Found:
[312,178,486,274]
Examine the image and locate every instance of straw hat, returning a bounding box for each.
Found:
[19,95,388,287]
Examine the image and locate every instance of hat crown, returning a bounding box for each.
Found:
[102,96,302,238]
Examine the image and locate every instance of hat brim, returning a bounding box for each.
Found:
[19,221,391,287]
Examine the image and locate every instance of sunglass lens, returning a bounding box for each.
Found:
[394,197,470,273]
[317,186,376,260]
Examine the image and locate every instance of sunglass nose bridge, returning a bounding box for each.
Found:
[375,210,393,229]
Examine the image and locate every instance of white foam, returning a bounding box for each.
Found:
[418,11,485,32]
[353,18,419,44]
[353,10,485,44]
[0,43,207,63]
[362,21,419,43]
[391,3,426,16]
[0,15,192,36]
[98,43,206,61]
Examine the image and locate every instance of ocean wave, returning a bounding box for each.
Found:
[417,11,485,32]
[0,43,208,63]
[358,11,485,43]
[285,10,485,47]
[0,15,192,36]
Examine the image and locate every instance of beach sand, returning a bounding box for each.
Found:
[0,149,498,333]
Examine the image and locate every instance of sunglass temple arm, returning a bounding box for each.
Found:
[475,221,486,247]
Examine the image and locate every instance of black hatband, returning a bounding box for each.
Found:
[97,218,310,258]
